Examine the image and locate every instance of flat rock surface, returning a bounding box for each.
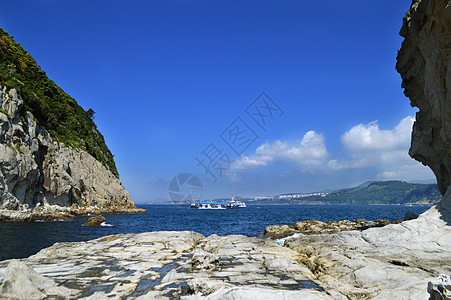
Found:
[0,231,329,299]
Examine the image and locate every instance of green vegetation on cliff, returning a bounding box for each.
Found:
[0,28,118,177]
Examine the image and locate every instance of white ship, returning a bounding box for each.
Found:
[190,199,246,209]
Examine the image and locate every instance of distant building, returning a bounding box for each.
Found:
[277,192,328,199]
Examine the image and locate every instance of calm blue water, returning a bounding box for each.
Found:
[0,204,430,261]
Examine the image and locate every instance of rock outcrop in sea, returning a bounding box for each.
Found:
[263,219,396,240]
[0,87,145,221]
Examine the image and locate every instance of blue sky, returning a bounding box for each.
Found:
[0,0,435,202]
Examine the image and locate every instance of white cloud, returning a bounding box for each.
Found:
[378,150,412,164]
[327,116,416,171]
[377,171,397,179]
[376,164,435,181]
[227,115,434,186]
[327,157,370,171]
[341,116,414,152]
[231,131,328,170]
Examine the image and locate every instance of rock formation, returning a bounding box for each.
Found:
[396,0,451,212]
[395,2,451,296]
[284,206,451,299]
[0,260,77,299]
[0,232,333,299]
[427,274,451,300]
[0,87,145,221]
[83,216,106,226]
[263,219,395,240]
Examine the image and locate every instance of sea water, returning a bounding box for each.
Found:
[0,204,430,261]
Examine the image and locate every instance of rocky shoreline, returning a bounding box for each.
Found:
[0,204,449,299]
[0,231,329,299]
[263,218,400,240]
[0,205,147,222]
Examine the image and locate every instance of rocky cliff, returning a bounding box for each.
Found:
[0,86,146,220]
[0,27,146,220]
[396,0,451,213]
[0,87,145,221]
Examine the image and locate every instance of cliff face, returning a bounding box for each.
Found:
[0,28,118,178]
[0,87,145,221]
[396,0,451,212]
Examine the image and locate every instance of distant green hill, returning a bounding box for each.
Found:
[0,28,118,177]
[315,181,440,205]
[249,181,441,205]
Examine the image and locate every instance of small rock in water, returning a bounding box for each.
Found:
[83,216,106,226]
[404,211,419,221]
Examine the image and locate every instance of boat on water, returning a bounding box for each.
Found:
[235,200,246,208]
[197,203,226,209]
[190,200,246,209]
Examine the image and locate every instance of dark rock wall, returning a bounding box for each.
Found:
[396,0,451,211]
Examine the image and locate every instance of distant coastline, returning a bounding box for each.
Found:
[143,180,440,206]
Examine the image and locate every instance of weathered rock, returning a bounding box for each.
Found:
[0,207,74,222]
[185,278,230,297]
[263,224,297,239]
[0,232,330,299]
[83,216,106,226]
[428,274,451,300]
[404,210,419,221]
[190,248,219,271]
[2,223,447,299]
[182,286,333,300]
[284,205,451,299]
[393,1,451,296]
[396,0,451,213]
[264,218,393,240]
[0,260,76,299]
[0,87,146,221]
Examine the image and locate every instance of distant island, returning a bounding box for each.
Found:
[235,180,440,205]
